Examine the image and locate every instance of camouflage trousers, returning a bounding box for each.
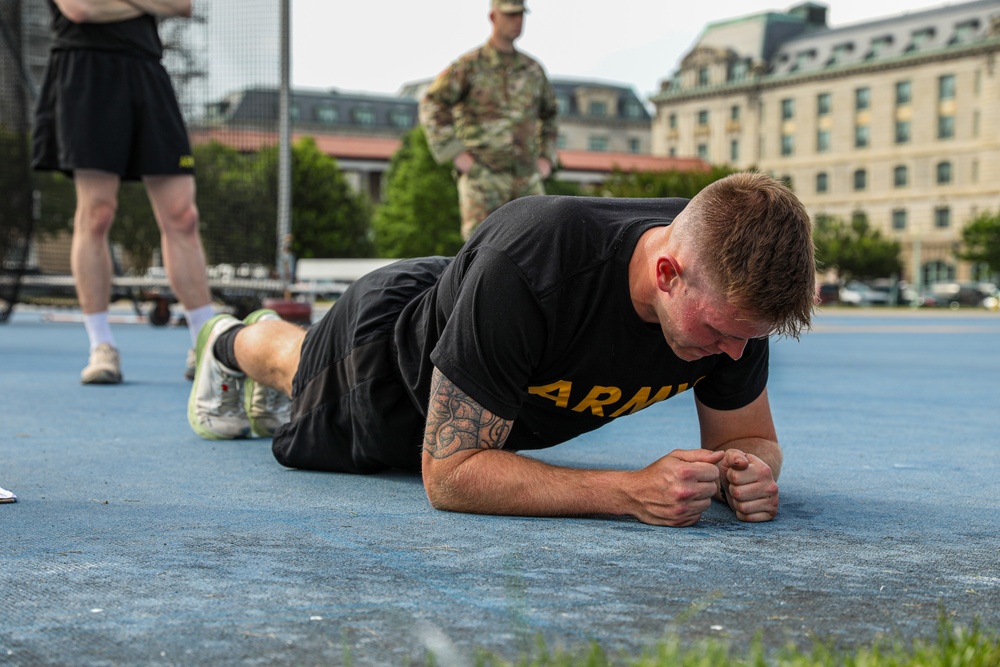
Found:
[457,165,545,240]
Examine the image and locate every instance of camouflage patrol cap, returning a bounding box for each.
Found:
[491,0,529,13]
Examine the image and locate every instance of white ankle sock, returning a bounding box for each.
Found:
[83,312,116,352]
[185,304,215,346]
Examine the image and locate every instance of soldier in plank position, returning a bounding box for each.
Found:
[188,172,815,527]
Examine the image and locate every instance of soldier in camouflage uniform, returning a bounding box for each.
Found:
[420,0,558,240]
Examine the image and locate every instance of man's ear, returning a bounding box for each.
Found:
[655,255,683,292]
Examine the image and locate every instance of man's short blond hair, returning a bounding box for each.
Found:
[677,172,815,338]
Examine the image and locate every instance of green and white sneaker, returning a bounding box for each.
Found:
[242,309,292,438]
[187,314,251,440]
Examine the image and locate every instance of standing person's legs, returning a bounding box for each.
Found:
[144,174,214,345]
[457,168,513,241]
[72,169,123,384]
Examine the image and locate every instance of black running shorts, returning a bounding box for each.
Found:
[32,50,194,180]
[271,258,451,475]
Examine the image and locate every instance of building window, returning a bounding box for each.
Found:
[555,94,571,116]
[816,172,828,193]
[893,165,908,187]
[697,109,709,126]
[853,169,867,191]
[817,92,831,115]
[730,105,740,121]
[939,74,956,100]
[669,147,677,157]
[895,80,911,105]
[781,134,794,156]
[781,98,794,120]
[816,129,830,152]
[697,143,708,159]
[830,43,853,65]
[388,108,411,128]
[730,139,739,162]
[588,135,608,151]
[855,124,869,148]
[698,67,710,86]
[934,206,951,228]
[938,115,955,139]
[892,209,907,230]
[855,87,870,110]
[315,106,338,124]
[556,134,567,149]
[628,137,641,153]
[895,120,910,144]
[352,107,376,125]
[953,20,979,45]
[623,101,644,119]
[668,113,677,129]
[936,161,953,184]
[290,104,300,120]
[727,59,748,81]
[868,35,893,59]
[908,28,934,52]
[588,101,607,118]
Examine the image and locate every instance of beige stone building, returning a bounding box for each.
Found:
[651,0,1000,285]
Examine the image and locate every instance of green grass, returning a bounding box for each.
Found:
[462,616,1000,667]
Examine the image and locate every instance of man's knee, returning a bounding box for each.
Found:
[159,200,200,237]
[75,199,117,238]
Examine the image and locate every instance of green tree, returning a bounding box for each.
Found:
[600,165,741,199]
[958,211,1000,276]
[813,213,902,281]
[194,140,277,266]
[282,136,373,259]
[373,127,462,258]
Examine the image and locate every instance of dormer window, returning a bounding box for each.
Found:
[727,59,749,82]
[828,43,854,66]
[906,28,935,52]
[867,35,893,59]
[793,50,816,71]
[951,20,979,44]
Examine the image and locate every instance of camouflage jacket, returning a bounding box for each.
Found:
[419,42,558,177]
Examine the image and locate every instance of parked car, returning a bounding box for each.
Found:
[840,281,888,306]
[927,282,998,309]
[817,283,840,305]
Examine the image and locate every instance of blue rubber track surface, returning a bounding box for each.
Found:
[2,306,998,665]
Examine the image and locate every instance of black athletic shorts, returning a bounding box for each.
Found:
[271,258,451,474]
[32,50,194,180]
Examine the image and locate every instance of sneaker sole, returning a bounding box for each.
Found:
[81,371,123,385]
[187,314,247,440]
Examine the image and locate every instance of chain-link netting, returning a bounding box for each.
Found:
[1,0,285,319]
[0,0,33,322]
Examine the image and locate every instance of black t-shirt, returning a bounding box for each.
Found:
[394,195,769,451]
[47,0,163,60]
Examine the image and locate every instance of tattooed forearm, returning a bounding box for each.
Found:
[424,368,512,459]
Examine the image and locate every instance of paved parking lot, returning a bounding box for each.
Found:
[2,306,998,665]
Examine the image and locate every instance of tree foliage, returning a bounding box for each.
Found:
[600,165,741,199]
[958,211,1000,276]
[813,214,902,281]
[282,136,374,259]
[372,127,462,258]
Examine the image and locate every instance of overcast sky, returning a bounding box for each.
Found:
[289,0,960,101]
